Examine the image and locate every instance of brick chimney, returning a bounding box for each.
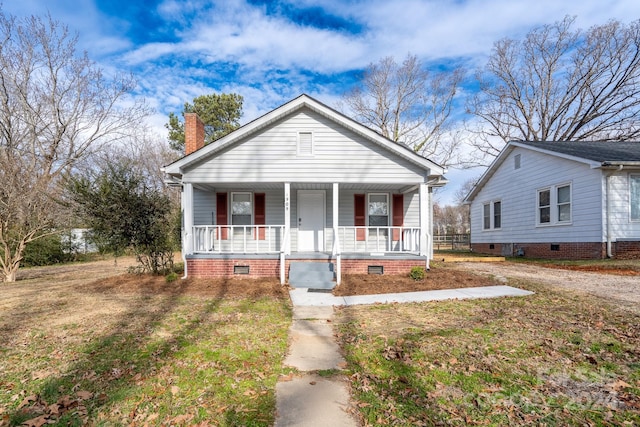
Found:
[184,112,205,155]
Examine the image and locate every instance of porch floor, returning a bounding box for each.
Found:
[187,251,427,261]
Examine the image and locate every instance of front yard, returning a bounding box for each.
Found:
[335,278,640,425]
[0,262,292,426]
[1,258,639,426]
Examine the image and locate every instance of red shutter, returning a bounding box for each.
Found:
[392,194,404,241]
[216,193,228,240]
[254,193,266,240]
[354,194,366,241]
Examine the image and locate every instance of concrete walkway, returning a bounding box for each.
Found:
[275,285,533,426]
[275,306,358,427]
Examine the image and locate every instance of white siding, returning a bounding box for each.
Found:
[193,188,214,226]
[183,108,427,184]
[404,190,420,227]
[608,172,640,240]
[470,147,603,244]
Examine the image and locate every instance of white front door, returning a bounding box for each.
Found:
[297,190,325,251]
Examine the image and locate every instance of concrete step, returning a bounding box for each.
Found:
[289,262,335,289]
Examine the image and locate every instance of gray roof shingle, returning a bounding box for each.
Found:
[516,141,640,163]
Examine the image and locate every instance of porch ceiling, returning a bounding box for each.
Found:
[193,182,417,191]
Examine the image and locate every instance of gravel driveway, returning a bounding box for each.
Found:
[457,262,640,313]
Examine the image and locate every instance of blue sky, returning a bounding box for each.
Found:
[4,0,640,203]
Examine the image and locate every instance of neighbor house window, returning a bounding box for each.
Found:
[493,201,501,228]
[297,131,313,156]
[537,183,571,226]
[538,189,551,224]
[231,192,252,225]
[557,185,571,222]
[483,200,501,230]
[631,175,640,221]
[483,204,491,230]
[368,193,388,236]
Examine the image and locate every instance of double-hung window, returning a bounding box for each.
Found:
[537,183,571,226]
[483,200,501,230]
[231,192,252,229]
[368,193,389,237]
[631,175,640,221]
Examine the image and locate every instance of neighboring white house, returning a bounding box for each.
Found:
[162,94,447,283]
[464,141,640,259]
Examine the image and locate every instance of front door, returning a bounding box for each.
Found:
[297,190,325,251]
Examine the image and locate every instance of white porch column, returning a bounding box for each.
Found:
[284,183,291,255]
[332,182,341,285]
[419,183,428,257]
[183,183,194,255]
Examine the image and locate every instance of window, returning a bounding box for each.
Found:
[538,189,551,224]
[368,193,388,236]
[483,200,501,230]
[231,192,252,225]
[537,183,571,226]
[631,175,640,221]
[297,132,313,156]
[557,185,571,222]
[493,201,501,228]
[483,204,491,230]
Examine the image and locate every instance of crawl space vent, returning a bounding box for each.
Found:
[234,265,250,275]
[550,244,560,251]
[368,265,384,275]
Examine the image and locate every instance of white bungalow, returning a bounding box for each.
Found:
[162,94,447,286]
[465,141,640,259]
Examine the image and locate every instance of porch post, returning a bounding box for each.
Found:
[183,183,194,256]
[419,183,428,258]
[284,183,291,255]
[281,182,291,285]
[332,182,341,285]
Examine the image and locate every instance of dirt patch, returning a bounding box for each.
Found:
[84,274,289,299]
[538,263,640,276]
[333,264,502,296]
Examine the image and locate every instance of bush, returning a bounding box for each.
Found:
[165,272,179,283]
[22,234,74,267]
[409,266,426,281]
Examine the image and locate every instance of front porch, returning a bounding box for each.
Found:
[182,182,436,284]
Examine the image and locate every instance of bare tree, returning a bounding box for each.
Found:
[0,12,150,282]
[341,54,465,166]
[468,16,640,163]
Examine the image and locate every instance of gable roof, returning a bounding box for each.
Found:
[464,140,640,203]
[516,141,640,164]
[163,94,446,179]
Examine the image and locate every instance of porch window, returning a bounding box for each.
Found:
[631,175,640,221]
[368,193,388,237]
[231,192,252,225]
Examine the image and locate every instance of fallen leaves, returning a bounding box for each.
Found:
[17,390,94,426]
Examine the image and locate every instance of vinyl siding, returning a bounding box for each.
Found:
[470,147,603,244]
[182,108,427,184]
[608,172,640,240]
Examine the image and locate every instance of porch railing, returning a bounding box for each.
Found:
[192,225,422,254]
[193,225,284,254]
[337,226,421,253]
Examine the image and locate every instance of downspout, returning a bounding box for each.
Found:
[605,165,624,258]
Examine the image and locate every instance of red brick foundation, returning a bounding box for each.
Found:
[471,242,611,260]
[615,240,640,259]
[186,257,425,279]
